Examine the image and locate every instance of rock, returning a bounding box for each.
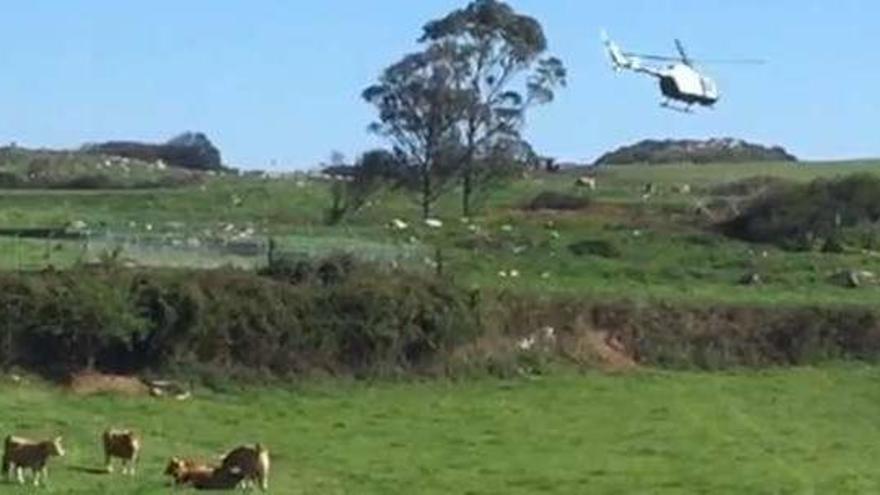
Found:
[830,270,875,288]
[673,184,691,194]
[740,272,762,286]
[67,220,88,231]
[518,336,536,351]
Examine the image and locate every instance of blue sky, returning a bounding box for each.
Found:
[0,0,877,169]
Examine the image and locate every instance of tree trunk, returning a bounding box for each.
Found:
[421,163,432,219]
[461,127,477,218]
[462,167,473,218]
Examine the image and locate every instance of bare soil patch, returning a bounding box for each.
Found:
[64,371,149,396]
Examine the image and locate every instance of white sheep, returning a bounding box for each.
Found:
[424,218,443,229]
[390,219,409,231]
[576,176,597,190]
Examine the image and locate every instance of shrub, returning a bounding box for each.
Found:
[710,175,792,197]
[55,174,116,189]
[0,259,481,379]
[526,191,591,211]
[0,172,22,187]
[722,173,880,250]
[568,239,621,258]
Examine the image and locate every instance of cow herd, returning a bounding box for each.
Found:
[1,428,269,490]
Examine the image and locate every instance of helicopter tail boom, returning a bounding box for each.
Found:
[601,29,631,71]
[601,30,664,78]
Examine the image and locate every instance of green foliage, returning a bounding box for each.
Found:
[420,0,566,216]
[0,260,480,378]
[724,173,880,250]
[0,269,146,372]
[325,149,405,225]
[568,239,621,258]
[363,44,473,219]
[526,191,591,211]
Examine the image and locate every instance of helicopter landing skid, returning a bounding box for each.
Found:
[660,101,694,113]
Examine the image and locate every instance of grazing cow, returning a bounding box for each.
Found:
[2,435,65,486]
[164,457,243,490]
[575,176,597,190]
[102,429,140,475]
[220,444,270,491]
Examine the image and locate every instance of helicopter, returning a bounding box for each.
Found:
[601,30,763,113]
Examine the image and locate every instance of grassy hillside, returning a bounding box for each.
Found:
[1,366,879,494]
[1,161,880,305]
[0,146,204,190]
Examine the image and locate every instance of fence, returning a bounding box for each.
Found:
[0,229,432,272]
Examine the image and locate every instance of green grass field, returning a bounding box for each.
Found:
[2,162,880,492]
[1,366,879,494]
[3,161,880,304]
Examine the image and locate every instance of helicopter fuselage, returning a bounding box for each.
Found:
[658,64,719,107]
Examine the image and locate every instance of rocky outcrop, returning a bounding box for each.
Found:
[595,138,797,165]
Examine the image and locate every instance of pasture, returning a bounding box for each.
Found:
[4,161,880,304]
[1,366,879,494]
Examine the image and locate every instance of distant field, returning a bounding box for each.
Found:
[2,366,879,494]
[2,161,880,305]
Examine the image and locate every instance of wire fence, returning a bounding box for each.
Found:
[0,229,433,272]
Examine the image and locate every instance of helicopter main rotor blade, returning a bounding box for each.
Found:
[623,52,681,62]
[625,52,766,65]
[692,58,767,65]
[675,39,692,65]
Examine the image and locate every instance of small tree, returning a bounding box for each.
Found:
[363,43,473,219]
[325,149,405,225]
[420,0,566,217]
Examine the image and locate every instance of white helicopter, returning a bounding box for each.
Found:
[601,30,763,112]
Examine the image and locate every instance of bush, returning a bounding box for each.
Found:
[710,175,792,197]
[526,191,591,211]
[0,260,481,379]
[722,174,880,250]
[0,172,22,187]
[568,239,621,258]
[55,174,116,189]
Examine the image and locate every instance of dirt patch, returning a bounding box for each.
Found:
[65,371,150,396]
[582,331,639,372]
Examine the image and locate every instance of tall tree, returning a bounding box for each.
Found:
[420,0,566,217]
[363,43,472,219]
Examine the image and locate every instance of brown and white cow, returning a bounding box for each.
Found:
[220,444,270,491]
[1,435,65,486]
[102,429,140,475]
[164,457,210,485]
[164,457,243,490]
